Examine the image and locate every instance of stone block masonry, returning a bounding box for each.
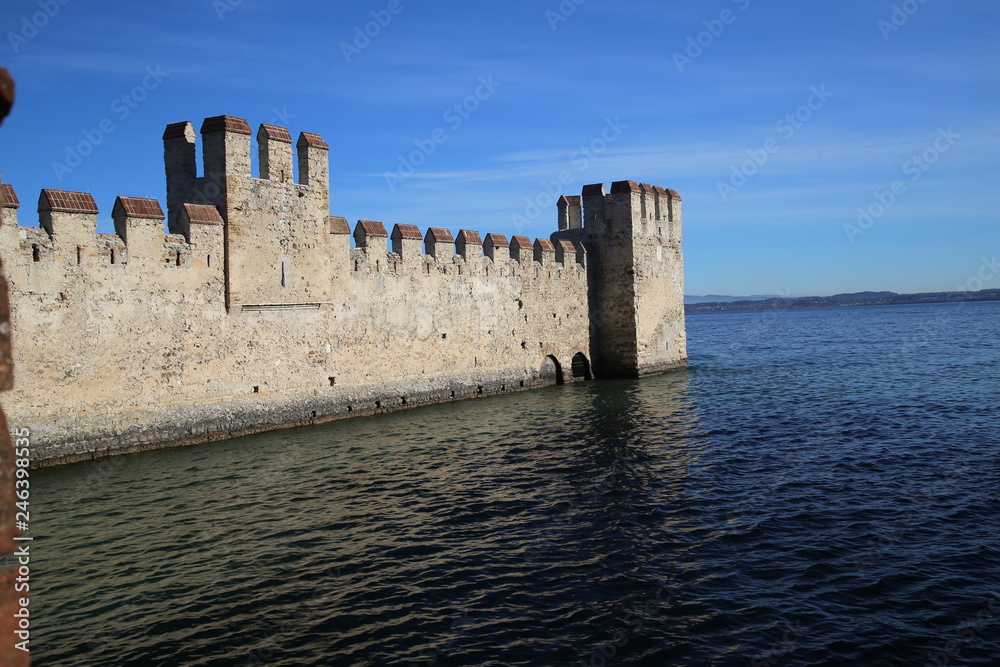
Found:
[0,115,687,468]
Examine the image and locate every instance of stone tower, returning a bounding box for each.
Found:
[553,180,686,378]
[163,115,339,309]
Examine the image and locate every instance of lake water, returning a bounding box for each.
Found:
[25,300,1000,665]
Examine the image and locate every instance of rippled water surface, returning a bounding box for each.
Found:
[30,301,1000,665]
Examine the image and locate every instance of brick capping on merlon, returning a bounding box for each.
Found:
[39,189,98,214]
[200,115,252,135]
[1,184,18,209]
[114,196,165,220]
[258,124,292,143]
[391,223,423,240]
[329,216,350,234]
[297,132,330,150]
[611,180,642,194]
[162,121,195,141]
[182,203,224,226]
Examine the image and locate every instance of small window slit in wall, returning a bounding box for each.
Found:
[207,254,212,268]
[176,251,182,267]
[280,261,286,287]
[76,246,82,265]
[31,245,40,262]
[110,248,117,265]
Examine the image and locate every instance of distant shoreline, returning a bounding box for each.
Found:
[685,289,1000,313]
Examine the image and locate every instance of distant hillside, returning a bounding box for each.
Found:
[685,290,1000,313]
[684,294,779,305]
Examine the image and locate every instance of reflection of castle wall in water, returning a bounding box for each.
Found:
[0,115,687,467]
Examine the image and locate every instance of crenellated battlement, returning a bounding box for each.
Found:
[0,186,222,283]
[0,184,592,283]
[353,220,585,274]
[0,114,686,467]
[161,115,330,235]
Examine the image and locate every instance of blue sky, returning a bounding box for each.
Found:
[1,0,997,296]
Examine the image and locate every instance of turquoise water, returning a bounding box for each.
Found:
[29,300,1000,665]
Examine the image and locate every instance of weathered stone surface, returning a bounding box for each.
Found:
[0,115,686,470]
[0,65,29,667]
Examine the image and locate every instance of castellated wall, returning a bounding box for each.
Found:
[0,115,685,467]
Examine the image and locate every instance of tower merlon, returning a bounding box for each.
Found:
[581,183,607,226]
[258,124,293,182]
[297,132,330,190]
[163,121,198,232]
[557,195,582,231]
[163,121,196,142]
[200,115,252,191]
[638,183,657,221]
[651,185,668,222]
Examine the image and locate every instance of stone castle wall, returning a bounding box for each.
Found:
[0,116,686,467]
